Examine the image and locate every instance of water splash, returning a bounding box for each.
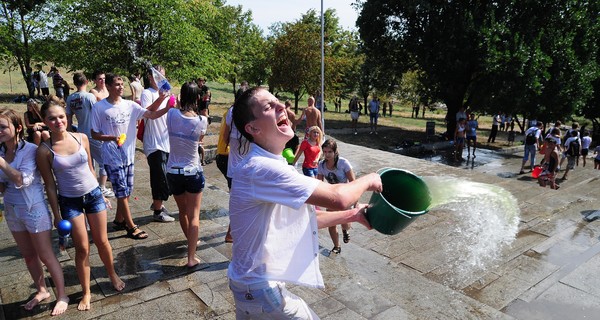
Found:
[422,176,520,287]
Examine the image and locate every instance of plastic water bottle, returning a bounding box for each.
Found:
[57,220,72,250]
[151,67,171,93]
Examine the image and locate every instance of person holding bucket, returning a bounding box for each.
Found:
[228,87,382,319]
[317,138,356,254]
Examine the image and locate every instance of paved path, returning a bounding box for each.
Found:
[2,134,600,319]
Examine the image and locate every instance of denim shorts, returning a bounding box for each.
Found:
[229,280,318,319]
[59,186,107,220]
[4,201,52,233]
[302,167,318,178]
[167,171,205,196]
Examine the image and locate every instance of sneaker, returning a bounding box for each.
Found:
[101,187,115,198]
[150,205,174,216]
[154,211,175,222]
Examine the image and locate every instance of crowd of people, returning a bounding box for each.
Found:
[451,108,595,190]
[2,67,383,318]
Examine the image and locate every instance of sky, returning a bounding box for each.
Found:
[225,0,360,33]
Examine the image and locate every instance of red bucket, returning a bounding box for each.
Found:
[532,165,543,178]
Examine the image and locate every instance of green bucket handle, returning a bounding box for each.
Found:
[367,168,430,235]
[374,167,429,216]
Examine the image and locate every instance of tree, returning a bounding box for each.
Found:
[357,0,600,137]
[270,18,321,111]
[50,0,223,82]
[270,8,364,112]
[198,3,265,94]
[0,0,49,97]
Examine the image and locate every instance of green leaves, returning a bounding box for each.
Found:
[357,0,599,132]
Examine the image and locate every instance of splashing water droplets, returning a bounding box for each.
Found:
[422,176,520,288]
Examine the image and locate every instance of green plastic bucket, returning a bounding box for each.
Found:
[282,148,295,164]
[367,168,431,235]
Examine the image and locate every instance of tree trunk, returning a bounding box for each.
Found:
[444,102,460,141]
[294,90,300,114]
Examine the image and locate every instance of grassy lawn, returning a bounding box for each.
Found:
[0,66,521,151]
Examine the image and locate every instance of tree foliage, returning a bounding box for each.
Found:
[269,9,363,111]
[49,0,224,82]
[269,14,321,110]
[204,3,266,94]
[0,0,50,97]
[357,0,600,135]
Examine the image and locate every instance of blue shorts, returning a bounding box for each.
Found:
[167,171,205,195]
[302,167,318,177]
[466,135,476,143]
[104,163,135,198]
[59,186,107,220]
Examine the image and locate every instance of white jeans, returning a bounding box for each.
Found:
[229,280,319,320]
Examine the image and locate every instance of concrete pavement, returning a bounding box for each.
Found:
[2,129,600,319]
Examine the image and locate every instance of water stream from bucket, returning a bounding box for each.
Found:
[421,176,520,288]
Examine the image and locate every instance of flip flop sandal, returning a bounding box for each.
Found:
[126,225,148,240]
[331,247,341,254]
[342,230,350,243]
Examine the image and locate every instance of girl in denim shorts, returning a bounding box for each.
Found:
[37,99,125,311]
[0,108,69,316]
[165,82,208,268]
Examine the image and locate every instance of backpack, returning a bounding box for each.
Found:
[525,129,538,145]
[567,138,580,156]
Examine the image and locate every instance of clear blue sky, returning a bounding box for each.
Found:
[225,0,360,33]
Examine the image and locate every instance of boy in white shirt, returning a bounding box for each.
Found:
[141,65,174,222]
[228,87,382,318]
[91,73,170,239]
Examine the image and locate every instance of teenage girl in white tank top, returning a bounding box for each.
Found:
[37,98,124,311]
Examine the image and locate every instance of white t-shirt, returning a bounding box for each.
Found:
[38,71,48,88]
[226,106,249,178]
[564,136,580,155]
[66,91,97,138]
[544,133,561,146]
[166,108,207,171]
[141,87,170,156]
[0,141,46,208]
[525,126,542,142]
[318,157,352,184]
[91,98,146,166]
[228,143,322,288]
[581,136,592,149]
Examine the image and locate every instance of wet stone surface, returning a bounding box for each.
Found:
[2,136,600,319]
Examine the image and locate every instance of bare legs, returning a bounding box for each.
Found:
[328,223,351,253]
[70,211,124,311]
[174,191,203,267]
[115,197,147,238]
[12,230,69,316]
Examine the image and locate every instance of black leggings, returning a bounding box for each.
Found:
[215,154,232,190]
[147,150,170,200]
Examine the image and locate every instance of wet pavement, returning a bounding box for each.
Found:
[2,128,600,319]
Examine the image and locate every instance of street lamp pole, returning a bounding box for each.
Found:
[321,0,325,135]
